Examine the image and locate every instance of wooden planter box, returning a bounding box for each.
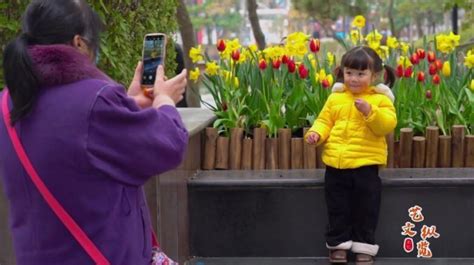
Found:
[203,125,474,170]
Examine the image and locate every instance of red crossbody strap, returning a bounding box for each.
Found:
[1,90,110,265]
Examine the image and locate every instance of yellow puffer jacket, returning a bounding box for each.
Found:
[304,85,397,169]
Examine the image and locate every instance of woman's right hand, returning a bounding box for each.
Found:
[152,65,187,107]
[306,132,320,145]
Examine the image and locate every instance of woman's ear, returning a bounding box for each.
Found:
[72,35,93,60]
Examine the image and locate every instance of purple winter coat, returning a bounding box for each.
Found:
[0,45,188,265]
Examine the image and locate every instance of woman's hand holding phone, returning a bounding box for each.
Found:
[152,65,187,108]
[128,61,187,109]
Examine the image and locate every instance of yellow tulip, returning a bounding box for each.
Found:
[442,61,451,77]
[189,67,200,82]
[327,74,334,87]
[352,15,366,29]
[327,52,335,66]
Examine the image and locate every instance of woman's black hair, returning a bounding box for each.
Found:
[3,0,104,124]
[334,46,396,88]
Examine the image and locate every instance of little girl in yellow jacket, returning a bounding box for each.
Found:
[305,46,397,264]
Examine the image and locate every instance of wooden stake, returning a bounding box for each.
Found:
[303,128,317,169]
[291,138,304,169]
[202,127,218,170]
[265,137,279,169]
[425,126,439,168]
[215,136,229,169]
[229,128,244,170]
[399,128,414,168]
[465,135,474,167]
[252,128,266,170]
[438,135,451,168]
[412,136,426,168]
[278,128,291,169]
[451,125,465,167]
[241,138,253,170]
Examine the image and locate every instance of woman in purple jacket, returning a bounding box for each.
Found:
[0,0,188,264]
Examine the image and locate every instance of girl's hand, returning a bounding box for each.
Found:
[152,65,187,107]
[128,61,153,109]
[355,98,371,117]
[306,132,320,145]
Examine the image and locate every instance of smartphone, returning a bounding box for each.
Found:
[141,33,167,87]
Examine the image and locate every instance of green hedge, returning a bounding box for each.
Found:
[0,0,178,89]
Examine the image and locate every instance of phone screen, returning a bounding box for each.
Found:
[142,35,165,86]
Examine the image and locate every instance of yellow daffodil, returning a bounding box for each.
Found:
[442,61,451,77]
[189,67,200,82]
[205,61,220,75]
[263,46,286,60]
[464,50,474,69]
[399,42,409,55]
[327,52,335,66]
[352,15,366,29]
[398,56,412,68]
[376,45,389,60]
[436,32,460,54]
[365,30,383,44]
[249,44,258,52]
[189,45,203,63]
[350,30,362,45]
[387,36,399,49]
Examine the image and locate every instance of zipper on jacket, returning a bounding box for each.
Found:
[338,97,354,168]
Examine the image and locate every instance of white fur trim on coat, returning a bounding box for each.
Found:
[351,241,379,256]
[374,83,395,102]
[326,240,353,250]
[331,82,395,103]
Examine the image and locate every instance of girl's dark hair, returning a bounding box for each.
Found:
[334,46,396,88]
[3,0,104,124]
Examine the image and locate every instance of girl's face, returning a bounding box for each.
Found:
[343,67,376,94]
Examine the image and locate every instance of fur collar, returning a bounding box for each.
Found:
[29,44,113,88]
[331,82,395,102]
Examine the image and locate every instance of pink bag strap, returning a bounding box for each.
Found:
[2,90,110,265]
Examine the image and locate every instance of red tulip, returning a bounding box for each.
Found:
[321,79,330,88]
[231,50,240,61]
[416,48,426,59]
[282,55,289,64]
[396,65,404,78]
[435,59,443,71]
[425,90,432,99]
[429,63,437,75]
[410,53,419,65]
[259,59,267,70]
[432,74,441,85]
[309,39,320,53]
[404,66,413,78]
[427,51,436,63]
[417,72,425,82]
[217,39,226,52]
[298,64,309,79]
[287,59,296,73]
[272,59,281,69]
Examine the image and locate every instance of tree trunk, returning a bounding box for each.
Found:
[177,0,201,107]
[246,0,266,50]
[388,0,398,37]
